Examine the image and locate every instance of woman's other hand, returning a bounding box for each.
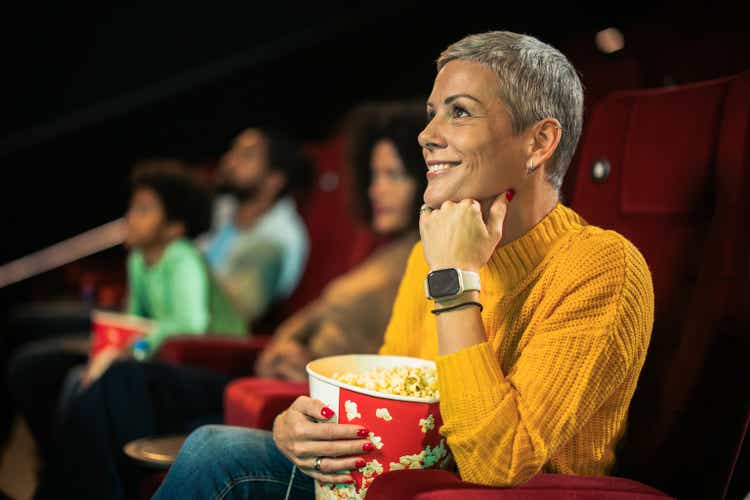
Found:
[272,396,373,484]
[420,191,511,272]
[255,340,311,380]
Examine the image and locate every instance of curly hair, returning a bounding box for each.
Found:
[345,101,427,231]
[130,160,212,239]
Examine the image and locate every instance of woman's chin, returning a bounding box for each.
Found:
[373,218,406,236]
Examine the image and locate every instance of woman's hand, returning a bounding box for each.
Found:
[82,346,129,388]
[420,192,511,272]
[273,396,373,484]
[256,340,311,381]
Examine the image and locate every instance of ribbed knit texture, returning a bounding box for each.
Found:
[379,203,654,486]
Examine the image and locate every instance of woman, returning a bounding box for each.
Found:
[155,31,654,499]
[255,102,427,381]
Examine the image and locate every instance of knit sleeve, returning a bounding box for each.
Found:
[379,242,425,356]
[436,233,654,486]
[145,248,212,351]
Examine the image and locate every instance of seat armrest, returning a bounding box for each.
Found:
[224,377,308,430]
[156,335,272,377]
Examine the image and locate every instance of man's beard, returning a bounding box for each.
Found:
[215,179,262,203]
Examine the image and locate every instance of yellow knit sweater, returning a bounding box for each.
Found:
[379,203,654,486]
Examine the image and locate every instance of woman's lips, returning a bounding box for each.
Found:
[426,162,461,179]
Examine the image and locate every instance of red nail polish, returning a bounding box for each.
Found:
[344,479,355,484]
[355,459,366,468]
[320,407,334,419]
[363,442,375,452]
[506,189,515,202]
[356,428,369,437]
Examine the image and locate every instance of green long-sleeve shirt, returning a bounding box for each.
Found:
[127,239,246,354]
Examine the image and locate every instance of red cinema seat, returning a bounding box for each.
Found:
[632,70,750,500]
[366,470,671,500]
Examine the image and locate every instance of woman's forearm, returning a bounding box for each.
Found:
[435,291,487,355]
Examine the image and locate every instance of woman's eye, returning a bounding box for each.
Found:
[451,105,470,118]
[426,109,436,121]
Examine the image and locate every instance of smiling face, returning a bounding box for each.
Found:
[368,139,418,235]
[419,59,530,208]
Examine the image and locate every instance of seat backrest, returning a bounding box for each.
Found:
[659,69,750,500]
[570,76,733,322]
[277,134,377,320]
[569,75,743,497]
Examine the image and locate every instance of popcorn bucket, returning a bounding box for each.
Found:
[307,355,451,500]
[90,310,154,358]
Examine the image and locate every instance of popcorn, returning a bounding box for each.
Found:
[332,366,439,399]
[368,432,383,450]
[375,408,392,421]
[419,414,435,433]
[359,458,383,478]
[316,482,367,500]
[388,439,448,471]
[422,440,448,467]
[344,400,361,421]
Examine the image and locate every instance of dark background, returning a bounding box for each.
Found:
[0,0,746,306]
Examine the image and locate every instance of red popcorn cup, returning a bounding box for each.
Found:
[90,310,154,358]
[307,355,452,500]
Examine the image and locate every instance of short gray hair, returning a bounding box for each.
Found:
[437,31,583,190]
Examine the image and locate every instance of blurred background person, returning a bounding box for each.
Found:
[7,161,244,463]
[31,102,427,500]
[256,101,426,381]
[200,128,312,326]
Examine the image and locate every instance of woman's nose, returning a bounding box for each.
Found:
[418,120,445,151]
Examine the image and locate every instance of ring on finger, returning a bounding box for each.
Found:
[314,456,323,471]
[420,204,432,214]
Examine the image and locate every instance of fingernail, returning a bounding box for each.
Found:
[356,428,369,437]
[321,407,334,419]
[506,189,515,202]
[355,459,366,468]
[363,442,375,452]
[344,479,355,484]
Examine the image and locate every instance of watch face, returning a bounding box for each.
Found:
[427,269,461,298]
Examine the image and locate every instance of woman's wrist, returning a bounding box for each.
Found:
[435,291,480,309]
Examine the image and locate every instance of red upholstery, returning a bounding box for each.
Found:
[638,70,750,500]
[224,377,307,430]
[365,470,672,500]
[156,335,271,378]
[280,135,377,319]
[568,72,750,499]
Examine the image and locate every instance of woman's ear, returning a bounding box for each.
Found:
[529,118,563,168]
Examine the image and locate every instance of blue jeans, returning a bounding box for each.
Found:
[153,425,315,500]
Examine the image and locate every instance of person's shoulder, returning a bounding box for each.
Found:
[554,225,651,286]
[163,239,205,268]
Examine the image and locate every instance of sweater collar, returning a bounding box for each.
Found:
[484,203,585,292]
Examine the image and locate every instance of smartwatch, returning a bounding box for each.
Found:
[424,268,481,301]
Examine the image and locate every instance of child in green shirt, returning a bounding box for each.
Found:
[84,161,246,383]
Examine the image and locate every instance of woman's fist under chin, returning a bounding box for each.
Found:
[419,192,511,272]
